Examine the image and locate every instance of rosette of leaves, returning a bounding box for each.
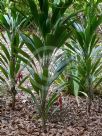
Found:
[18,0,75,131]
[68,0,102,112]
[0,8,28,109]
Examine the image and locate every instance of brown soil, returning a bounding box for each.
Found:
[0,94,102,136]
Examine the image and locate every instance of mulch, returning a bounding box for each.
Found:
[0,94,102,136]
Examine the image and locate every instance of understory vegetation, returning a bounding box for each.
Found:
[0,0,102,134]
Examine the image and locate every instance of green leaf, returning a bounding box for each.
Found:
[16,47,33,61]
[28,0,39,26]
[34,72,42,85]
[0,65,8,78]
[0,43,10,61]
[20,33,35,53]
[94,78,102,88]
[16,55,32,68]
[41,68,48,85]
[0,14,10,30]
[32,34,44,58]
[38,0,48,19]
[91,59,100,75]
[0,76,6,82]
[46,93,58,114]
[0,57,7,67]
[15,59,21,74]
[49,60,69,85]
[0,52,8,64]
[18,75,29,87]
[30,77,40,95]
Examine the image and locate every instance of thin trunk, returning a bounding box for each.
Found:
[10,48,16,110]
[87,77,93,114]
[11,85,16,110]
[41,100,47,133]
[42,117,47,133]
[87,95,91,114]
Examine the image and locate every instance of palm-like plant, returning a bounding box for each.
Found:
[0,8,27,109]
[18,0,74,131]
[69,0,102,112]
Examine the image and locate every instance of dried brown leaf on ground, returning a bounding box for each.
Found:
[0,94,102,136]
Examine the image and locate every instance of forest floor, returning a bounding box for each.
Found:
[0,93,102,136]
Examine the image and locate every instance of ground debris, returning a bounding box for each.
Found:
[0,94,102,136]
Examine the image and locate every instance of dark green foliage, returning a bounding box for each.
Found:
[18,0,74,130]
[0,8,28,109]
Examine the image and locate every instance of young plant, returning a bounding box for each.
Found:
[0,8,28,109]
[69,0,102,112]
[18,0,74,131]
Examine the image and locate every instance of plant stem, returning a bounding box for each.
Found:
[11,85,16,110]
[87,76,93,114]
[41,100,47,132]
[42,117,47,133]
